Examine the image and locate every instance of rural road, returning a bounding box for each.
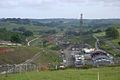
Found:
[93,34,120,52]
[27,37,39,46]
[63,45,74,67]
[93,35,100,50]
[93,35,113,59]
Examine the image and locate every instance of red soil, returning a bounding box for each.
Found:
[0,48,14,54]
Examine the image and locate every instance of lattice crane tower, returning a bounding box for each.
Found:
[80,13,83,34]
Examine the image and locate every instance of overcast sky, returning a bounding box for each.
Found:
[0,0,120,19]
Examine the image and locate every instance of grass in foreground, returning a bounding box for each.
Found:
[0,67,120,80]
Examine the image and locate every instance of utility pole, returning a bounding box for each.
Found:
[97,72,100,80]
[5,64,8,77]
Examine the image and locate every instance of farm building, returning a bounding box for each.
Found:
[0,40,22,46]
[91,50,113,66]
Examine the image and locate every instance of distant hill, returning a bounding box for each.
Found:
[31,19,120,32]
[0,18,120,32]
[31,18,120,31]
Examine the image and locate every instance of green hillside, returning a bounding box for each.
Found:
[0,46,60,65]
[94,28,120,57]
[0,18,120,65]
[0,47,40,64]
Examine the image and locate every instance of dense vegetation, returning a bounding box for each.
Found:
[94,27,120,57]
[0,28,26,43]
[105,27,119,39]
[1,18,120,32]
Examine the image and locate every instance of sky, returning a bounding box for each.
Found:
[0,0,120,19]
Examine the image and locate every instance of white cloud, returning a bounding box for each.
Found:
[0,0,120,18]
[0,0,55,8]
[0,0,120,8]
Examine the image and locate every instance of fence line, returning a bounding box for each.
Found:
[0,63,38,74]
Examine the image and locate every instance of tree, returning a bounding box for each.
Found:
[0,28,7,32]
[23,30,33,37]
[42,40,48,47]
[10,34,22,43]
[118,42,120,45]
[18,27,26,32]
[105,27,119,39]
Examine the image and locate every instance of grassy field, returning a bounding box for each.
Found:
[0,47,40,64]
[0,67,120,80]
[94,32,105,37]
[0,46,60,65]
[33,48,60,64]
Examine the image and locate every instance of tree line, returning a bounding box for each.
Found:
[0,28,33,43]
